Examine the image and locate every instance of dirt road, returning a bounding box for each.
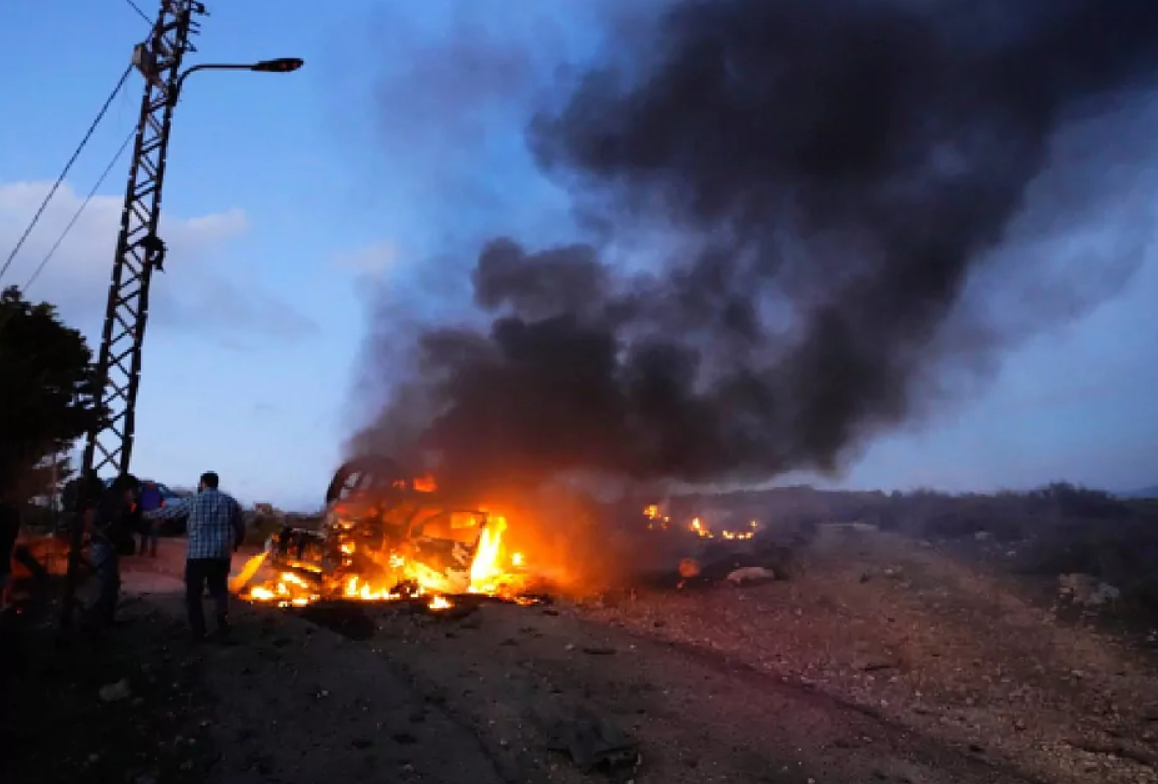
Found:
[6,527,1157,784]
[27,590,1021,784]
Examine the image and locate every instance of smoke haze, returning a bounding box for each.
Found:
[353,0,1158,498]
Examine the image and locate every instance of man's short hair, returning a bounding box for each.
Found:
[200,471,220,489]
[111,473,140,493]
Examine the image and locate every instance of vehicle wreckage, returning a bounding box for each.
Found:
[250,455,527,604]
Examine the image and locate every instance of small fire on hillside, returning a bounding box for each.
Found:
[645,504,758,541]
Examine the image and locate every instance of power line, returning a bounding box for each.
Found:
[0,63,134,284]
[123,0,152,25]
[24,128,137,292]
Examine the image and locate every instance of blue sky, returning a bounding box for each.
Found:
[0,1,1155,508]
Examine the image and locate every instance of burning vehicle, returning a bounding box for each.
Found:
[231,455,792,609]
[234,455,531,609]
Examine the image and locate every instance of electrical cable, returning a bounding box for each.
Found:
[123,0,152,25]
[0,63,134,284]
[24,127,137,292]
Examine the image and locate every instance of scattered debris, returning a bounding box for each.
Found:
[727,566,776,586]
[296,602,377,640]
[1067,737,1158,769]
[98,679,132,703]
[1058,573,1121,607]
[818,522,880,535]
[860,566,905,583]
[547,709,641,777]
[856,656,900,673]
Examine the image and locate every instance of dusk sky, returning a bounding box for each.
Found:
[1,0,1155,509]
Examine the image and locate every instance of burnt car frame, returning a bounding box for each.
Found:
[264,455,496,598]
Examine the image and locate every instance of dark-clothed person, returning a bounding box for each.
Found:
[146,471,244,640]
[89,475,140,627]
[0,488,20,609]
[137,483,162,557]
[138,517,158,558]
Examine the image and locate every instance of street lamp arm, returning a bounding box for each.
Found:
[173,63,246,98]
[171,58,304,104]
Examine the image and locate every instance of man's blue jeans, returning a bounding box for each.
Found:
[90,541,120,625]
[140,521,158,557]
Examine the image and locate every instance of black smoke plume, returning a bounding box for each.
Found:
[356,0,1158,498]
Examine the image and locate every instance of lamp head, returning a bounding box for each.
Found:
[251,58,304,73]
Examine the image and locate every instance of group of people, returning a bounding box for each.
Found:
[79,470,247,641]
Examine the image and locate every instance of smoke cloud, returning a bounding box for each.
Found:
[354,0,1158,498]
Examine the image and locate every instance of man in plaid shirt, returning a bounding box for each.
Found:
[146,471,245,641]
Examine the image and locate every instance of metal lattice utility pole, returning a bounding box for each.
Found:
[58,0,302,630]
[60,0,204,631]
[93,1,204,481]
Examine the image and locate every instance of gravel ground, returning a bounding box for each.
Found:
[357,594,1036,783]
[579,524,1158,784]
[6,525,1156,784]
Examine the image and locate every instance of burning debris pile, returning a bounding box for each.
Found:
[636,500,799,589]
[232,456,540,612]
[645,504,757,542]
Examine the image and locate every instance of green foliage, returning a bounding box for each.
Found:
[0,286,106,496]
[1026,481,1132,519]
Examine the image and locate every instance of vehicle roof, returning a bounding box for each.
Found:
[102,477,167,487]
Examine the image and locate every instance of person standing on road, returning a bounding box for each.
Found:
[136,482,161,558]
[88,474,140,629]
[0,483,20,611]
[145,472,245,641]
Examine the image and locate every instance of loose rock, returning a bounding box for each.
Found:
[99,679,132,703]
[727,566,776,586]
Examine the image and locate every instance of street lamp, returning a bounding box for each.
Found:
[171,57,304,104]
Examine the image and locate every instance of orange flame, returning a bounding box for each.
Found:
[469,516,507,592]
[345,574,400,601]
[237,509,529,609]
[685,516,758,541]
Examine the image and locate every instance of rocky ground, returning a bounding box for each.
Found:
[582,524,1158,784]
[3,524,1156,784]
